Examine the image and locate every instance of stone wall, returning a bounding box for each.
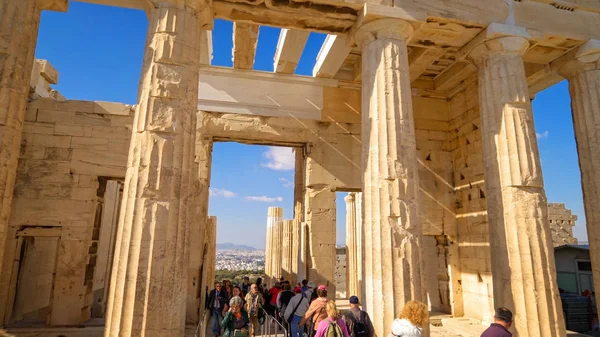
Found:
[548,203,578,247]
[0,97,133,326]
[447,75,494,322]
[335,247,347,299]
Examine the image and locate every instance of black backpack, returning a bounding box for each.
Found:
[344,311,369,337]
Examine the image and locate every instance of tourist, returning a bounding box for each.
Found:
[221,296,250,337]
[480,308,513,337]
[256,277,264,293]
[342,296,374,337]
[224,286,247,316]
[302,280,315,300]
[277,283,295,328]
[206,282,229,337]
[300,285,329,336]
[388,300,428,337]
[242,276,251,296]
[245,284,265,337]
[284,287,309,337]
[226,282,234,301]
[314,301,350,337]
[267,282,282,316]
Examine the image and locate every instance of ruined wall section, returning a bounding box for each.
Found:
[548,203,578,247]
[446,75,494,322]
[413,95,457,314]
[0,97,133,326]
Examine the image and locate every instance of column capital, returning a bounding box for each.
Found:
[37,0,68,11]
[466,23,530,64]
[344,193,355,203]
[354,19,414,47]
[558,40,600,79]
[151,0,213,28]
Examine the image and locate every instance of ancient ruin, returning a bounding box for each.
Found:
[549,203,579,247]
[1,0,600,337]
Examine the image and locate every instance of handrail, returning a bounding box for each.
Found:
[259,307,288,337]
[195,310,209,337]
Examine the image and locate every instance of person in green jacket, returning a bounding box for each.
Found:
[221,296,250,337]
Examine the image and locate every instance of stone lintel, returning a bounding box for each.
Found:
[558,39,600,78]
[37,0,69,11]
[353,18,414,47]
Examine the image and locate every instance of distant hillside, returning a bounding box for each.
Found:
[216,243,259,251]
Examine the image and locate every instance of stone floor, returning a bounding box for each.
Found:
[4,313,600,337]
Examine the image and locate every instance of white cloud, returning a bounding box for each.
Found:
[245,196,283,203]
[209,188,236,198]
[536,130,549,140]
[279,177,293,188]
[262,147,295,171]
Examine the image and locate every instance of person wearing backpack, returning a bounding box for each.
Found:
[314,301,350,337]
[285,287,309,337]
[342,296,374,337]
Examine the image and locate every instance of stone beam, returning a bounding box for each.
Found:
[38,0,68,11]
[233,22,259,70]
[213,1,355,34]
[313,35,352,78]
[356,1,600,42]
[408,47,446,82]
[274,29,310,74]
[433,61,476,92]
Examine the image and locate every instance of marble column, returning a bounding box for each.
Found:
[266,207,283,286]
[292,148,305,283]
[281,220,294,281]
[469,23,565,337]
[205,216,217,295]
[355,192,363,300]
[559,40,600,308]
[104,2,208,336]
[271,220,284,283]
[187,135,213,323]
[0,0,67,289]
[345,193,358,298]
[355,19,426,337]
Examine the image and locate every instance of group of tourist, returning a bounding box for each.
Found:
[206,276,514,337]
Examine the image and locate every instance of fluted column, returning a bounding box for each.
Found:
[355,19,426,337]
[104,2,208,336]
[345,193,358,298]
[0,0,67,288]
[205,216,217,293]
[559,40,600,307]
[469,23,565,337]
[266,207,283,286]
[281,220,294,281]
[271,220,284,282]
[292,148,305,283]
[355,192,363,300]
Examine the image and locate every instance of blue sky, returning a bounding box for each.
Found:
[34,2,587,248]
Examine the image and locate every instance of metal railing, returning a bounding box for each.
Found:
[259,308,288,337]
[195,310,209,337]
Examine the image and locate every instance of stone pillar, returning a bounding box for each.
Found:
[345,193,358,298]
[281,220,294,281]
[468,23,565,337]
[292,148,305,284]
[354,19,426,337]
[355,192,363,300]
[271,220,284,282]
[104,2,208,336]
[266,207,283,286]
[0,0,67,289]
[205,216,217,294]
[559,40,600,308]
[187,135,213,324]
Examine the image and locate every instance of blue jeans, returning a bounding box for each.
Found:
[212,308,222,335]
[290,315,302,337]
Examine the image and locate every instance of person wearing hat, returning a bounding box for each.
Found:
[480,308,513,337]
[300,285,330,336]
[285,287,310,337]
[342,296,374,337]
